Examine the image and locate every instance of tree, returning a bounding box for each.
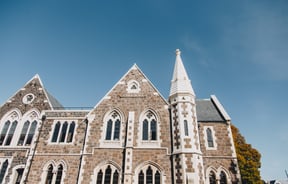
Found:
[231,124,262,184]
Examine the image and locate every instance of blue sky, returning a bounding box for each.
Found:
[0,0,287,180]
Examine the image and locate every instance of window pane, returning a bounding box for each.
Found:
[113,119,120,140]
[0,160,8,183]
[59,122,68,142]
[184,120,189,136]
[151,119,157,140]
[112,170,119,184]
[207,128,214,147]
[45,165,53,184]
[0,121,10,145]
[25,121,37,145]
[67,122,75,143]
[209,171,216,184]
[18,121,30,146]
[220,171,227,184]
[155,171,161,184]
[104,165,112,184]
[52,122,61,142]
[96,170,103,184]
[55,165,63,184]
[5,121,18,145]
[105,120,113,140]
[146,166,153,184]
[138,170,144,184]
[15,168,24,184]
[142,120,148,140]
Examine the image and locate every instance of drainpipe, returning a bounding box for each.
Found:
[76,118,88,184]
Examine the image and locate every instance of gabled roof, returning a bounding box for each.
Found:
[90,63,168,111]
[196,95,230,122]
[0,74,63,110]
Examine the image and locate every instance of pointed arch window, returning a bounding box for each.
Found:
[105,111,121,141]
[95,164,120,184]
[209,171,216,184]
[5,121,18,145]
[206,128,214,147]
[0,160,9,183]
[51,121,76,143]
[0,121,11,145]
[45,164,53,184]
[137,165,161,184]
[18,120,38,146]
[15,168,24,184]
[142,111,158,141]
[55,164,63,184]
[220,171,227,184]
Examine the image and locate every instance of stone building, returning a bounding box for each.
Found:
[0,50,241,183]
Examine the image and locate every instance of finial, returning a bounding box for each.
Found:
[176,49,181,56]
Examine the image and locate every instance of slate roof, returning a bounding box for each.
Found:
[196,99,225,122]
[45,89,64,110]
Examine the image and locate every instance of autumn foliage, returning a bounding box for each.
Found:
[231,124,262,184]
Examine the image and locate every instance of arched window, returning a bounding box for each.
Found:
[55,164,63,184]
[184,120,189,136]
[15,168,24,184]
[0,160,9,183]
[5,121,18,145]
[209,171,216,184]
[96,170,103,184]
[18,121,30,146]
[95,164,120,184]
[105,111,121,141]
[25,120,37,145]
[138,170,144,184]
[45,164,53,184]
[206,128,214,148]
[142,111,158,141]
[220,171,227,184]
[137,165,161,184]
[51,121,76,143]
[113,170,119,184]
[0,121,10,145]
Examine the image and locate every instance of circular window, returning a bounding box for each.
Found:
[22,93,35,104]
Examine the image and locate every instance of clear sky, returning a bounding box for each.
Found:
[0,0,287,181]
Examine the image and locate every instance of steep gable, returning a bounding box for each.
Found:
[0,74,63,117]
[92,64,168,110]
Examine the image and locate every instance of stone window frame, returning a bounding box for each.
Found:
[99,109,125,148]
[134,161,164,184]
[90,161,121,184]
[137,109,161,148]
[203,126,217,150]
[126,80,141,93]
[40,160,67,184]
[49,120,77,144]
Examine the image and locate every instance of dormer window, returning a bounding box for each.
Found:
[127,80,140,93]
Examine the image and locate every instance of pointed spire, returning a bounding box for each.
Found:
[169,49,195,96]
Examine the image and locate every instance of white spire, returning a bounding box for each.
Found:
[169,49,195,96]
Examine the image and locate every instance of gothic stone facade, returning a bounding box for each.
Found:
[0,51,241,184]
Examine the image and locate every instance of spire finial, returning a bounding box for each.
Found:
[176,49,181,56]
